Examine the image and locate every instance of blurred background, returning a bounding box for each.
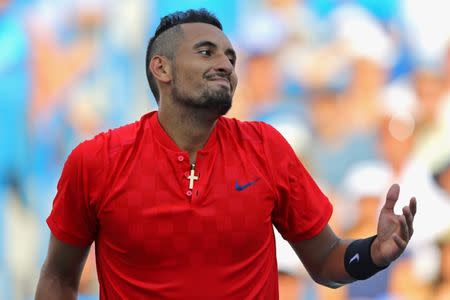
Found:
[1,0,450,299]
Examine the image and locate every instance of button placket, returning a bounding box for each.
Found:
[176,154,190,198]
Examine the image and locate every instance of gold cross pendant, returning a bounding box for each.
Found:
[188,163,199,190]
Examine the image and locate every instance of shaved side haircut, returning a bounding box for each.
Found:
[145,9,223,103]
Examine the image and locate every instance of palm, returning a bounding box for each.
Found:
[373,184,417,266]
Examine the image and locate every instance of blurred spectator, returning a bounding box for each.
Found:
[232,10,310,155]
[25,3,101,299]
[410,65,450,172]
[430,161,450,299]
[433,160,450,196]
[266,0,328,45]
[28,1,94,121]
[27,0,96,261]
[331,3,395,134]
[304,88,376,189]
[401,0,450,66]
[388,251,432,300]
[432,230,450,300]
[299,3,397,190]
[0,1,31,299]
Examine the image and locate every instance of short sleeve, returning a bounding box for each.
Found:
[262,123,333,242]
[46,141,100,247]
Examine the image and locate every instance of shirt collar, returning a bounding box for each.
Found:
[148,111,218,153]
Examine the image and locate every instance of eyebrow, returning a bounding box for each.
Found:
[193,40,236,61]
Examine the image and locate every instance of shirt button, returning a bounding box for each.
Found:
[177,155,184,162]
[184,171,190,178]
[186,190,192,197]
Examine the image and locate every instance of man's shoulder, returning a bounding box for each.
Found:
[218,116,281,142]
[75,112,154,157]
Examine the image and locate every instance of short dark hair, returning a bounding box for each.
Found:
[145,9,223,103]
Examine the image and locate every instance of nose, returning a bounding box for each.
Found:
[214,54,234,75]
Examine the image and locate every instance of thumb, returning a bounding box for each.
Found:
[383,184,400,211]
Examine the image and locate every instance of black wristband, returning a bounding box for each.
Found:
[344,235,389,280]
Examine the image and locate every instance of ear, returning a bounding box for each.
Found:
[149,55,172,84]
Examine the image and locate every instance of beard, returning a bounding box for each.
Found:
[171,77,232,116]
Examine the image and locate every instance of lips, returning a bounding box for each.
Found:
[208,77,231,89]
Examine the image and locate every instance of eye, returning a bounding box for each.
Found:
[198,49,211,56]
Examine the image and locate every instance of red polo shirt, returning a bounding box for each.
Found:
[47,111,332,299]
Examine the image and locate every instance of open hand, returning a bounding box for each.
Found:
[371,184,417,266]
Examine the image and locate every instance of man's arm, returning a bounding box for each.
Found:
[35,234,91,300]
[290,184,416,288]
[290,225,354,288]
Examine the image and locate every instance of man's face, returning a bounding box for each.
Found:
[169,23,238,116]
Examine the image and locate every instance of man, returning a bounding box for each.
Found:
[35,9,417,300]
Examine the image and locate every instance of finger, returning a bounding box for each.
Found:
[383,184,400,211]
[398,214,409,241]
[409,197,417,217]
[393,233,407,249]
[403,206,414,239]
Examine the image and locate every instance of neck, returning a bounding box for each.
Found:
[157,99,218,162]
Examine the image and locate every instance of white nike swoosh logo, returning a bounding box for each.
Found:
[349,253,360,264]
